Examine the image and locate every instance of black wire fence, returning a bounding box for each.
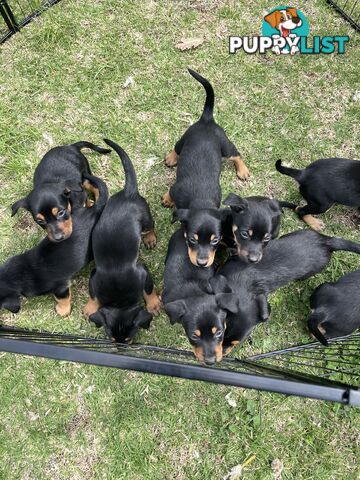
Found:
[0,326,359,406]
[327,0,360,30]
[0,0,60,43]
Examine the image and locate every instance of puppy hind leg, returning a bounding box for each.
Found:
[143,267,161,315]
[221,137,249,180]
[141,202,157,249]
[54,286,71,317]
[164,136,185,167]
[296,202,331,231]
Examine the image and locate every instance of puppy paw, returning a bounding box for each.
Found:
[143,230,157,249]
[83,297,100,317]
[145,293,162,316]
[236,163,250,180]
[55,301,71,317]
[165,149,178,167]
[302,214,325,232]
[161,191,174,208]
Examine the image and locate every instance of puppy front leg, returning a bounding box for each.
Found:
[257,294,271,322]
[54,286,71,317]
[84,269,100,317]
[143,267,161,315]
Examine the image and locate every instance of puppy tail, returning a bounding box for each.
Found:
[72,141,112,155]
[327,236,360,255]
[103,139,138,196]
[188,68,214,122]
[275,160,302,181]
[308,313,329,346]
[278,201,297,210]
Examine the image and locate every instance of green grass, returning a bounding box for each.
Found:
[0,0,359,478]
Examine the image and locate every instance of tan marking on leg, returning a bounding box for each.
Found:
[55,291,71,317]
[84,297,100,317]
[161,190,174,208]
[143,288,161,315]
[301,214,325,231]
[165,149,178,167]
[230,155,250,180]
[83,179,100,202]
[142,229,157,249]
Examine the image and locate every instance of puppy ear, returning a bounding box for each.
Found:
[264,10,281,29]
[11,197,29,217]
[223,194,248,213]
[89,310,105,328]
[2,296,21,313]
[164,300,187,325]
[172,209,189,224]
[286,7,298,18]
[135,309,153,330]
[215,293,239,314]
[209,275,231,294]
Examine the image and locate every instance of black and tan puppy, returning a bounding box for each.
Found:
[163,228,238,365]
[0,174,107,316]
[219,230,360,353]
[276,158,360,231]
[162,69,249,268]
[308,270,360,345]
[223,193,296,263]
[11,141,111,242]
[84,139,160,343]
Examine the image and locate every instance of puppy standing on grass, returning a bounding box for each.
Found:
[162,69,249,268]
[163,229,238,365]
[84,139,160,343]
[218,229,360,353]
[308,270,360,345]
[11,141,111,242]
[276,158,360,231]
[0,173,108,316]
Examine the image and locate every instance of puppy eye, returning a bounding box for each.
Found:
[37,219,46,226]
[214,330,223,339]
[57,209,66,219]
[189,236,197,244]
[240,231,249,239]
[210,237,219,246]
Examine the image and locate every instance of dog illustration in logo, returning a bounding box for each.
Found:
[264,7,302,55]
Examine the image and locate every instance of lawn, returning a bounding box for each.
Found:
[0,0,359,479]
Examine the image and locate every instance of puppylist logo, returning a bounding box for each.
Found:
[229,6,349,55]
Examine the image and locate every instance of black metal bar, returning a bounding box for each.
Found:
[327,0,360,31]
[0,335,359,406]
[0,0,18,32]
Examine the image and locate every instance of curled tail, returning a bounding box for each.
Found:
[188,68,214,123]
[327,236,360,254]
[72,141,111,155]
[275,160,303,182]
[103,139,138,196]
[82,173,109,212]
[308,313,329,346]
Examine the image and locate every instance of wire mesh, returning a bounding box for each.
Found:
[327,0,360,30]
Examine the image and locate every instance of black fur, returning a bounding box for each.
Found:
[276,158,360,223]
[163,228,238,365]
[308,270,360,345]
[218,229,360,350]
[11,141,111,242]
[0,174,108,314]
[223,193,296,263]
[164,69,247,268]
[86,139,159,343]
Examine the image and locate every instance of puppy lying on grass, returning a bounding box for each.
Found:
[308,269,360,345]
[218,229,360,354]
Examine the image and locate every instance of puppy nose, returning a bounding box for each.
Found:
[293,16,301,24]
[196,258,208,267]
[204,356,216,366]
[248,254,261,263]
[52,232,65,241]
